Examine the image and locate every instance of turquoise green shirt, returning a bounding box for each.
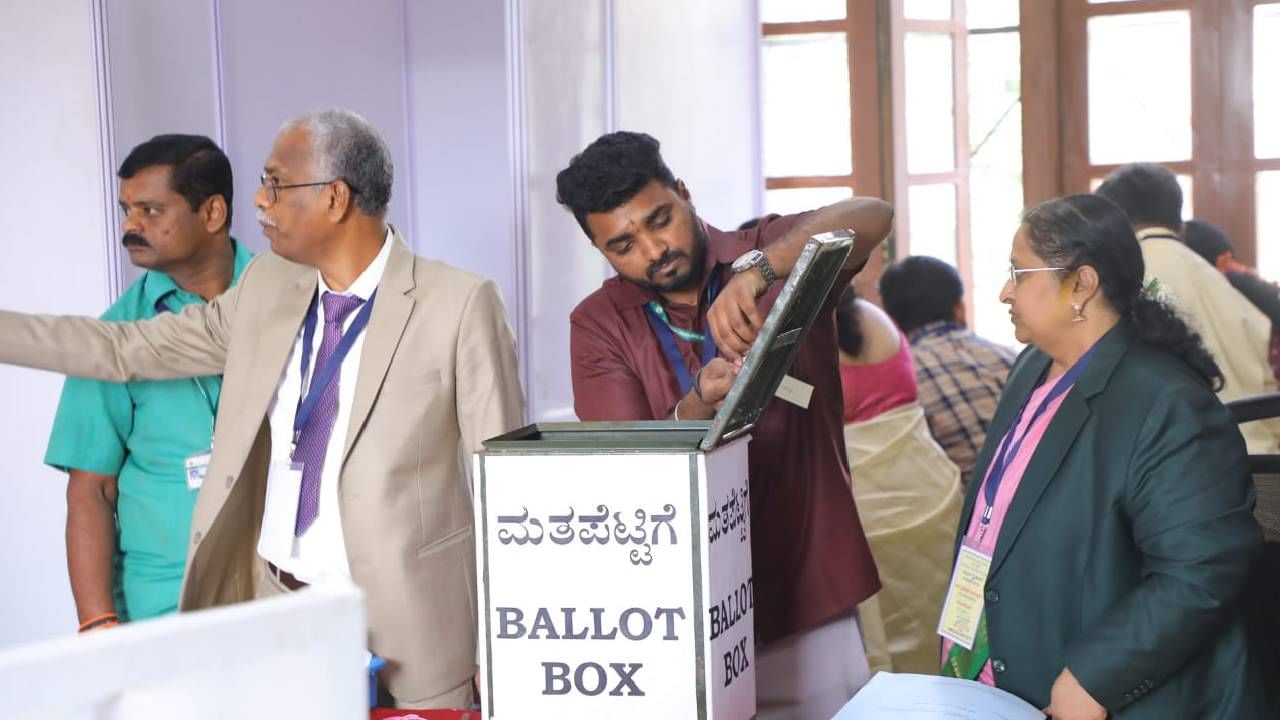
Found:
[44,239,254,621]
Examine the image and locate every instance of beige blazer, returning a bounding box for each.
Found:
[0,229,525,705]
[1138,230,1280,454]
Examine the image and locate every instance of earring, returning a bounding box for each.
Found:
[1072,303,1086,323]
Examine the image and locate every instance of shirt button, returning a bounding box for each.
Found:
[193,531,203,545]
[984,588,1000,603]
[991,659,1007,673]
[225,475,235,489]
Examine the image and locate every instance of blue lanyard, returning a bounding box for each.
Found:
[154,296,218,424]
[291,289,378,454]
[977,344,1098,538]
[643,266,724,395]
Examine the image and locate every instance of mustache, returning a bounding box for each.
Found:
[122,233,149,248]
[646,250,687,280]
[256,208,277,228]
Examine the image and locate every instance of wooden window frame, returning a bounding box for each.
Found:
[888,0,975,319]
[1024,0,1274,266]
[761,1,887,199]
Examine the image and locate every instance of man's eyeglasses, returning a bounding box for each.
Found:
[1008,264,1067,286]
[259,173,356,204]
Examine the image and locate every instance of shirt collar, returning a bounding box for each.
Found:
[602,220,754,310]
[143,237,254,312]
[908,320,964,345]
[317,227,394,300]
[1135,226,1181,242]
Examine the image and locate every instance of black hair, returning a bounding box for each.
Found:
[555,131,678,238]
[1095,163,1183,231]
[1182,219,1233,266]
[118,134,233,230]
[836,286,865,357]
[879,255,964,334]
[1022,194,1223,390]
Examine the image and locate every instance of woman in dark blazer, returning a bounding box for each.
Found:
[942,194,1271,719]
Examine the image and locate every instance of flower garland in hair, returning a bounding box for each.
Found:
[1142,277,1176,307]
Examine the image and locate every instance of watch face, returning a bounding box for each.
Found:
[733,250,760,273]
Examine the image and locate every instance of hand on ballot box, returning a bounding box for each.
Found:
[832,672,1044,720]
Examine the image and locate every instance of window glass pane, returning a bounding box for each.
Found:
[907,183,958,267]
[968,31,1022,348]
[761,0,845,24]
[967,0,1018,30]
[765,186,854,216]
[904,0,952,20]
[762,33,852,177]
[1259,171,1280,281]
[1255,4,1280,159]
[905,32,956,174]
[1087,11,1192,164]
[1089,173,1193,218]
[1176,174,1193,220]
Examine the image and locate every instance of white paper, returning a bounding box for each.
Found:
[774,374,814,409]
[833,673,1042,720]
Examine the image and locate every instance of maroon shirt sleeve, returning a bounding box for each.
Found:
[570,305,658,421]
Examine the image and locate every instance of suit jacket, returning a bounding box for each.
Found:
[955,321,1271,718]
[0,229,525,704]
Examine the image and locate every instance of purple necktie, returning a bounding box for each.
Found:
[294,292,366,536]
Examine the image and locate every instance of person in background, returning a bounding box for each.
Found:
[835,286,961,675]
[1183,218,1280,383]
[560,131,893,719]
[941,194,1268,719]
[879,255,1016,485]
[1097,163,1280,453]
[44,134,253,633]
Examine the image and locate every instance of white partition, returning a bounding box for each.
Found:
[0,586,368,720]
[0,0,113,649]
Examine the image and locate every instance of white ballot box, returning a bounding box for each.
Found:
[474,231,860,720]
[476,424,755,720]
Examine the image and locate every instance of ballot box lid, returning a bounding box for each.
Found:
[481,230,855,455]
[700,229,854,450]
[481,421,713,453]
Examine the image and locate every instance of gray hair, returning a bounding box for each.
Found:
[281,109,393,216]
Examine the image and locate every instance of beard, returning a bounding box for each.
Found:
[644,221,709,293]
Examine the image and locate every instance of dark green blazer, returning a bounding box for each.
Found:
[956,321,1272,717]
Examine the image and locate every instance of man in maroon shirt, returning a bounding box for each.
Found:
[558,131,893,718]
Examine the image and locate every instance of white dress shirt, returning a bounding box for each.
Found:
[258,229,394,584]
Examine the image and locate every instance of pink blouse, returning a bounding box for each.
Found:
[941,372,1076,685]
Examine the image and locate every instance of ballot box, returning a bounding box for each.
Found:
[474,231,859,720]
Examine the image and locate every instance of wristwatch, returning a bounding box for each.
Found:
[731,249,777,290]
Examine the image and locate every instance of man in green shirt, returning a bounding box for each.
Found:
[45,134,253,629]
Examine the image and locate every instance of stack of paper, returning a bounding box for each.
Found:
[833,672,1042,720]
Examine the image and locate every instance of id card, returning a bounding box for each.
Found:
[184,450,212,490]
[257,460,304,563]
[775,374,814,409]
[936,544,992,650]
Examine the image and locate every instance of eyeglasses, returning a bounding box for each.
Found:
[259,173,354,204]
[1008,264,1068,286]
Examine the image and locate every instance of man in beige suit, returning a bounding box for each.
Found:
[1097,163,1280,454]
[0,109,524,708]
